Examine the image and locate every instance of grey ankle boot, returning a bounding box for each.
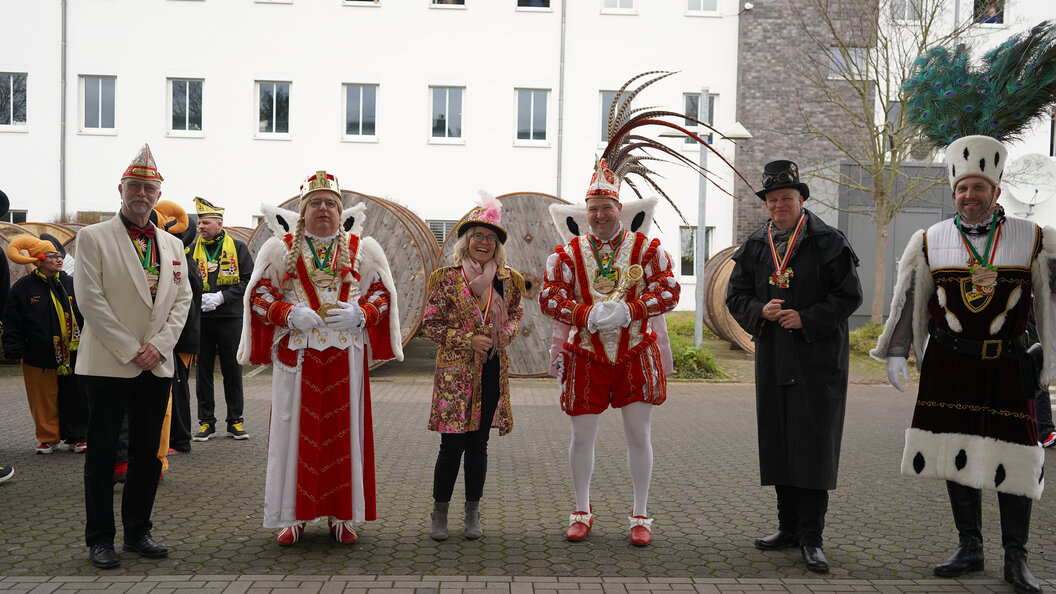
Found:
[430,501,449,541]
[464,500,482,539]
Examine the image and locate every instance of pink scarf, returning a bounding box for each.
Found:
[461,257,508,351]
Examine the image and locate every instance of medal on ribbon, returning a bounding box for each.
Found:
[767,214,805,290]
[957,212,1001,296]
[589,230,626,296]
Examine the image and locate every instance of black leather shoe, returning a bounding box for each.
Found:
[933,540,984,577]
[89,543,120,569]
[801,545,829,573]
[754,530,798,550]
[123,534,169,558]
[1004,549,1042,594]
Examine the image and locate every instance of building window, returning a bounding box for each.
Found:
[516,89,547,141]
[828,47,868,79]
[683,92,716,144]
[432,0,465,4]
[170,79,203,133]
[427,219,459,244]
[518,0,549,6]
[2,209,27,223]
[82,76,115,130]
[258,81,290,135]
[686,0,717,11]
[680,226,713,276]
[603,0,634,9]
[600,90,618,142]
[431,86,462,139]
[974,0,1003,23]
[344,84,377,137]
[0,73,27,127]
[891,0,921,20]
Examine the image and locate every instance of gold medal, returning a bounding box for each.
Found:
[317,303,340,317]
[593,275,616,295]
[207,262,219,273]
[971,267,998,287]
[311,268,335,288]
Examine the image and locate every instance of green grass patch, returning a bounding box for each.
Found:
[669,331,730,380]
[666,310,720,341]
[849,320,884,358]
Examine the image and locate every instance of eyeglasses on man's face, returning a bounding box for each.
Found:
[125,181,160,195]
[470,233,498,244]
[762,171,796,188]
[307,198,340,210]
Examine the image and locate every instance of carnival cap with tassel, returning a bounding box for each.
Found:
[902,20,1056,190]
[588,71,755,218]
[299,170,341,211]
[6,236,60,266]
[154,200,190,235]
[456,190,507,244]
[122,143,164,182]
[194,196,224,220]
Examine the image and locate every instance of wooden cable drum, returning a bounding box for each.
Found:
[700,244,755,353]
[246,191,438,369]
[224,227,252,244]
[437,192,570,377]
[20,222,77,244]
[0,223,39,288]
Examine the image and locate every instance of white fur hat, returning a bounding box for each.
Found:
[945,135,1007,190]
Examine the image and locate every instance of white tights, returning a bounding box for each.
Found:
[568,401,653,517]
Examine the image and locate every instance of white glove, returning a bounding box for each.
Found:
[596,301,631,331]
[887,356,910,393]
[325,301,366,332]
[288,305,324,331]
[201,292,224,312]
[553,355,564,380]
[586,301,618,333]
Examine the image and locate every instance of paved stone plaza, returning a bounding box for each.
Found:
[0,367,1053,593]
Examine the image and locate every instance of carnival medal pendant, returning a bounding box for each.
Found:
[968,258,997,296]
[134,238,148,252]
[592,273,616,295]
[769,268,793,289]
[311,268,336,289]
[207,262,219,273]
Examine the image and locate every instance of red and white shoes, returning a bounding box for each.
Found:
[328,518,358,544]
[629,515,653,546]
[276,523,305,546]
[35,442,55,455]
[566,505,594,541]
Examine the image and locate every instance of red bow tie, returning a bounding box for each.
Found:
[129,225,155,240]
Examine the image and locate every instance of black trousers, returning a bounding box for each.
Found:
[1036,388,1054,437]
[169,354,193,451]
[196,317,244,426]
[57,358,88,443]
[775,484,829,547]
[433,355,500,503]
[83,372,170,546]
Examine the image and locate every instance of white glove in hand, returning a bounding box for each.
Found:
[553,355,564,380]
[887,356,910,393]
[596,301,631,331]
[288,305,324,331]
[201,292,223,312]
[325,301,366,332]
[587,301,617,333]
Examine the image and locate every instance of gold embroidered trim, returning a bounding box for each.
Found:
[916,400,1035,421]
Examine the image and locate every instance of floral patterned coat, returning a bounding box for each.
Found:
[423,265,524,435]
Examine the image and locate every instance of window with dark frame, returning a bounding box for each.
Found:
[0,73,27,126]
[170,79,203,132]
[974,0,1003,23]
[258,81,290,134]
[891,0,921,20]
[517,0,549,6]
[600,91,617,141]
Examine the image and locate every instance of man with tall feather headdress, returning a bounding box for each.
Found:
[238,171,402,546]
[873,23,1056,594]
[540,71,753,547]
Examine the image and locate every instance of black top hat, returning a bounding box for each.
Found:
[39,233,66,258]
[0,189,8,218]
[755,160,810,200]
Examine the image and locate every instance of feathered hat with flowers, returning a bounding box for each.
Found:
[456,190,507,244]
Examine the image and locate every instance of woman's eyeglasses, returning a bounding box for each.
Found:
[470,233,498,244]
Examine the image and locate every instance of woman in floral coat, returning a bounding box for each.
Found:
[422,193,524,541]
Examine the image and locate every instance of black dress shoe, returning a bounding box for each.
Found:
[1004,550,1042,594]
[89,543,120,569]
[123,534,169,558]
[801,545,829,573]
[754,530,799,550]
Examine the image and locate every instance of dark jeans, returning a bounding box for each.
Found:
[57,362,88,443]
[169,354,193,451]
[1036,388,1054,437]
[775,484,829,547]
[196,316,244,427]
[83,372,170,546]
[432,355,500,503]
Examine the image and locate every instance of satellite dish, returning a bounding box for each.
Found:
[1003,154,1056,207]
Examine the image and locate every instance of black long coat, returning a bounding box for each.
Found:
[726,208,862,490]
[2,270,83,369]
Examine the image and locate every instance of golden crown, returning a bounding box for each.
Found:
[299,170,341,204]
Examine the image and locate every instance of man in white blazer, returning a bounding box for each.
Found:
[76,144,191,569]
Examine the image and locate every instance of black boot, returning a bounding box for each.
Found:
[999,492,1041,594]
[934,481,984,577]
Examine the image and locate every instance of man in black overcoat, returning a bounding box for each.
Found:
[726,160,862,573]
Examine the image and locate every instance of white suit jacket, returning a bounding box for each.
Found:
[74,215,192,379]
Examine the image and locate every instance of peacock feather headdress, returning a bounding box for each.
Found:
[903,20,1056,148]
[587,71,755,222]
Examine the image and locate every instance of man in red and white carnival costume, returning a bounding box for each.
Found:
[540,158,679,546]
[238,171,402,545]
